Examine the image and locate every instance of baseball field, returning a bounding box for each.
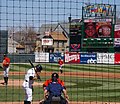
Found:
[0,63,120,104]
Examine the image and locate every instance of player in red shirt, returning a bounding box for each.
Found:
[2,54,10,85]
[43,73,69,104]
[40,73,67,104]
[58,58,64,74]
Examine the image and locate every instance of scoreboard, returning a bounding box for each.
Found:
[82,18,114,52]
[81,4,116,52]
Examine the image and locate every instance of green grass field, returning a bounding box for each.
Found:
[0,63,120,102]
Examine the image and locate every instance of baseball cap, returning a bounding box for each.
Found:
[4,54,7,57]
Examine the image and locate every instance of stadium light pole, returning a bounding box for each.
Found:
[68,14,72,52]
[68,14,72,34]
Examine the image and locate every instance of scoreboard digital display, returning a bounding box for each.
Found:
[69,23,82,52]
[84,20,112,38]
[84,22,96,38]
[70,24,81,35]
[96,22,112,37]
[82,38,114,48]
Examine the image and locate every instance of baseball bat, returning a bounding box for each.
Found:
[28,59,35,68]
[28,59,41,81]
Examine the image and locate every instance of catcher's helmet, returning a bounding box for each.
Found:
[35,64,42,72]
[52,72,59,78]
[51,72,59,82]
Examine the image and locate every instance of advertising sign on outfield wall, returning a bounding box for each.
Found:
[65,52,80,63]
[35,52,49,62]
[80,53,97,64]
[97,53,114,64]
[115,53,120,64]
[49,53,64,63]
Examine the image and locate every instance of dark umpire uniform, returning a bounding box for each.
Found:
[43,73,69,104]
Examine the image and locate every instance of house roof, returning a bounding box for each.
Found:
[50,31,68,41]
[38,22,69,39]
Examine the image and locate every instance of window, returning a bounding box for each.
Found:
[57,41,59,47]
[62,42,64,47]
[61,49,64,51]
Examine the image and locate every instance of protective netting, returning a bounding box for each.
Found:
[0,0,120,104]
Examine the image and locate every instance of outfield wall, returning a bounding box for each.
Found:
[35,52,120,64]
[0,54,35,63]
[0,52,120,64]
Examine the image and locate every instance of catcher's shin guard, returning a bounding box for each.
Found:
[24,101,31,104]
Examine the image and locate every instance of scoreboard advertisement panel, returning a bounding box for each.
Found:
[83,4,115,19]
[70,35,81,52]
[69,23,81,52]
[114,25,120,38]
[114,38,120,47]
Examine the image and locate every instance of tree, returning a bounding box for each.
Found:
[8,26,37,53]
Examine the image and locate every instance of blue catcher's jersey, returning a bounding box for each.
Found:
[46,82,64,96]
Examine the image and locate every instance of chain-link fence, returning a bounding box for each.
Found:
[0,0,120,104]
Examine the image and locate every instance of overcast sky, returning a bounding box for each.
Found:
[0,0,120,30]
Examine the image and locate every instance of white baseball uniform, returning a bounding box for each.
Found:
[3,66,10,77]
[22,68,35,102]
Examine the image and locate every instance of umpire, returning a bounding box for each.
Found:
[43,73,69,104]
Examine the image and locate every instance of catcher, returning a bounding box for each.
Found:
[40,73,69,104]
[43,72,66,90]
